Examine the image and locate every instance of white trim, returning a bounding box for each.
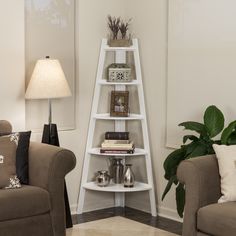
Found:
[165,143,180,149]
[157,206,183,223]
[70,204,78,215]
[71,203,183,223]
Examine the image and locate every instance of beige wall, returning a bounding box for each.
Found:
[167,0,236,149]
[25,0,76,132]
[0,0,25,130]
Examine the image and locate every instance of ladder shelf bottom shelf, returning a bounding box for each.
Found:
[83,181,152,192]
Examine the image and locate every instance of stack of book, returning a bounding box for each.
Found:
[100,132,135,154]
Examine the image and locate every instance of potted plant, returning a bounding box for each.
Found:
[107,15,132,47]
[162,105,236,217]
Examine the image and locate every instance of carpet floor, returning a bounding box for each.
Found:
[66,216,178,236]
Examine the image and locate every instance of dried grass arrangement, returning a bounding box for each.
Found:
[107,15,132,47]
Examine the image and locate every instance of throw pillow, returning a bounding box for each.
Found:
[16,131,31,184]
[0,134,21,189]
[0,131,31,185]
[213,144,236,203]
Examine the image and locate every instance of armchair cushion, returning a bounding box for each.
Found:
[0,185,50,222]
[198,202,236,236]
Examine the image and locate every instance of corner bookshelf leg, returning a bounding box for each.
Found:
[133,38,157,217]
[149,189,157,216]
[77,154,92,214]
[78,188,86,214]
[115,192,125,207]
[77,40,106,214]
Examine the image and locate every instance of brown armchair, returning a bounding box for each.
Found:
[0,121,76,236]
[177,154,236,236]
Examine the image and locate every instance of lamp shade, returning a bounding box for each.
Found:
[25,58,72,99]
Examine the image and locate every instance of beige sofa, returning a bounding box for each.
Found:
[177,154,236,236]
[0,121,76,236]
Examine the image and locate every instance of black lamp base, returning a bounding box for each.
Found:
[42,123,73,228]
[42,124,60,146]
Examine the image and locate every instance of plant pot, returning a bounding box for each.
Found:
[109,39,132,47]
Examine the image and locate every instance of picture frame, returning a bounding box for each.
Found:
[110,91,129,117]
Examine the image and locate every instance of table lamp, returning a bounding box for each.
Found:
[25,56,72,145]
[25,56,73,228]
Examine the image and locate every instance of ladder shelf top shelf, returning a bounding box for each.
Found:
[88,148,147,157]
[102,38,138,52]
[83,181,152,193]
[94,113,144,120]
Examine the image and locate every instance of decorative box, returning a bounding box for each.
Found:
[107,63,132,82]
[108,39,132,47]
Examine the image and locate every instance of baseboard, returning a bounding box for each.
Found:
[70,203,183,223]
[81,204,115,213]
[70,204,115,215]
[157,206,183,223]
[125,204,183,223]
[70,204,78,215]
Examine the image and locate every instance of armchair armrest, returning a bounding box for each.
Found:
[28,142,76,236]
[177,155,221,236]
[28,142,76,189]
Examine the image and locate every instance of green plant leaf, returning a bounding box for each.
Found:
[187,142,208,158]
[204,105,224,138]
[221,120,236,144]
[183,135,198,144]
[227,131,236,145]
[176,183,185,218]
[179,122,207,136]
[207,140,217,154]
[163,148,186,180]
[183,142,199,156]
[162,175,178,201]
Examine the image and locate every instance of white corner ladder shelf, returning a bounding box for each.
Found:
[77,38,157,216]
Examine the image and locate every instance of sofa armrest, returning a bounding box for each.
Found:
[28,142,76,236]
[177,155,221,236]
[28,142,76,189]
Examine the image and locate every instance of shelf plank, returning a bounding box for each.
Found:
[88,148,147,157]
[94,113,144,120]
[98,80,140,85]
[104,46,136,52]
[83,181,152,192]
